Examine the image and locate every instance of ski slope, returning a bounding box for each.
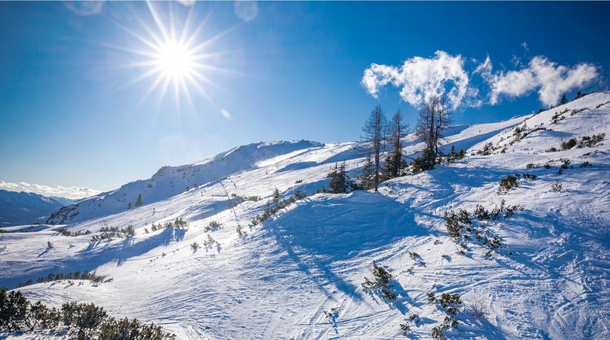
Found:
[1,91,610,339]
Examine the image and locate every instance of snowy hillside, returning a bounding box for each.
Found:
[1,91,610,339]
[46,140,325,225]
[0,190,64,226]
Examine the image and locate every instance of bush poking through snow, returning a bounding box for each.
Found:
[498,173,536,194]
[444,210,471,242]
[204,221,222,232]
[203,234,220,248]
[445,203,512,252]
[190,242,200,250]
[323,307,337,319]
[90,225,136,242]
[47,241,53,249]
[469,296,489,319]
[557,158,571,175]
[498,175,518,194]
[57,228,91,237]
[362,261,396,300]
[400,323,409,335]
[249,188,308,227]
[431,325,448,340]
[552,180,563,192]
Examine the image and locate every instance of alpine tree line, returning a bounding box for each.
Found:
[326,94,463,193]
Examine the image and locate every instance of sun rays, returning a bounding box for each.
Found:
[110,1,236,114]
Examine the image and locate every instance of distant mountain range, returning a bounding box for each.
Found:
[0,190,75,227]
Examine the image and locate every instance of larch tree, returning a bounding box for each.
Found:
[360,105,387,191]
[414,95,452,171]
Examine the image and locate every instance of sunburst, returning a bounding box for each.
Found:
[109,1,236,113]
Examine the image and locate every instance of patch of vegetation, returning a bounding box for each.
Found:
[90,225,135,242]
[445,200,517,255]
[248,188,308,228]
[203,234,220,248]
[150,218,188,232]
[552,180,563,192]
[16,270,111,288]
[203,221,222,232]
[477,142,498,156]
[57,228,91,237]
[323,307,337,319]
[362,261,396,300]
[546,146,558,153]
[428,291,462,339]
[498,173,537,194]
[190,242,199,250]
[0,288,175,339]
[558,133,605,151]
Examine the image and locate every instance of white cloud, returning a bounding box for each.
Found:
[361,51,477,109]
[521,42,529,51]
[0,181,101,200]
[221,109,232,120]
[481,56,598,106]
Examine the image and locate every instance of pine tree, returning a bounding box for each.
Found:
[385,110,409,178]
[327,161,351,194]
[559,94,568,105]
[135,193,144,207]
[272,187,282,204]
[127,202,132,210]
[575,91,582,100]
[360,105,387,191]
[360,148,376,190]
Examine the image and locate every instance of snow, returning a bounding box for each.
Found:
[2,91,610,339]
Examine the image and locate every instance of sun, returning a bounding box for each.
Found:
[157,42,192,78]
[110,2,236,112]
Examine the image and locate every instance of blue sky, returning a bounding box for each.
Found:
[1,1,609,195]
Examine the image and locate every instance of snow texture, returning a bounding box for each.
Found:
[2,91,610,339]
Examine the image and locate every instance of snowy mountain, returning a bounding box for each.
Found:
[48,196,77,207]
[0,190,65,226]
[46,140,325,225]
[1,91,610,339]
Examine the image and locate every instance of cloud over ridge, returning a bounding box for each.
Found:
[0,181,101,200]
[361,51,476,109]
[363,51,599,108]
[478,56,598,106]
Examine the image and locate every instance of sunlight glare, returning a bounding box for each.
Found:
[110,2,237,114]
[158,42,192,77]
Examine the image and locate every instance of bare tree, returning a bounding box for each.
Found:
[414,95,452,170]
[360,105,387,191]
[385,109,409,178]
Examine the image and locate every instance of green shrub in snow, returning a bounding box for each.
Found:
[204,221,222,232]
[552,180,563,192]
[362,261,396,300]
[0,288,175,339]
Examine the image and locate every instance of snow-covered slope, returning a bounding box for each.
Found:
[0,190,64,226]
[46,140,325,225]
[1,91,610,339]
